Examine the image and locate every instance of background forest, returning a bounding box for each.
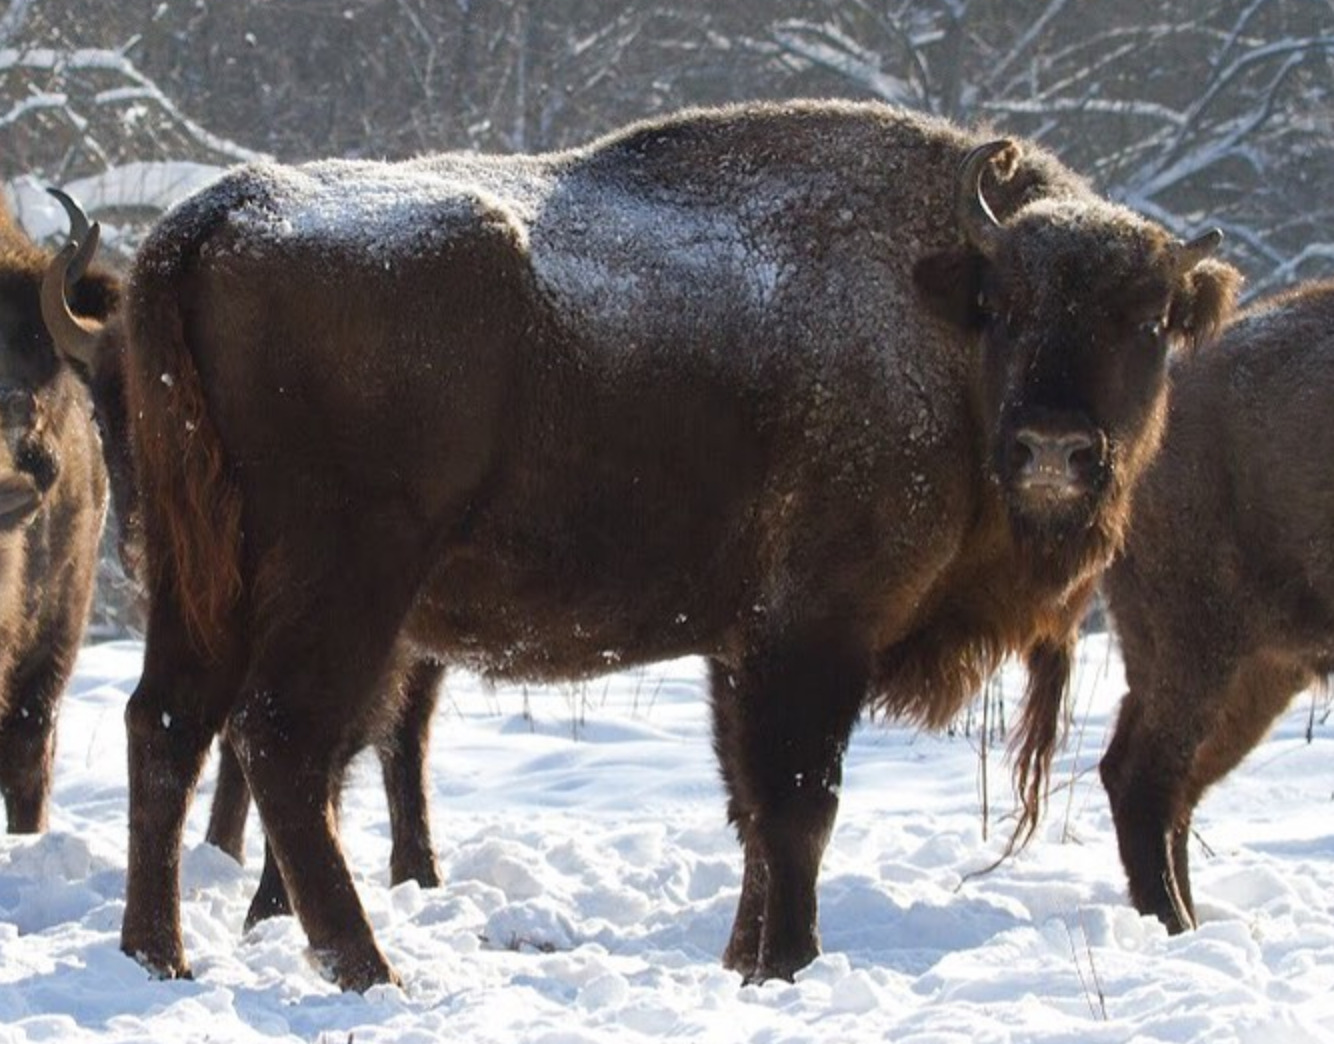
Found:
[2,0,1333,631]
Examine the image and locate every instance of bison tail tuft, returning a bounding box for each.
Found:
[125,214,243,662]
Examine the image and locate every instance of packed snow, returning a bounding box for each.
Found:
[0,635,1328,1042]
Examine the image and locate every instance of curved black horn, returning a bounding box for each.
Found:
[41,239,104,370]
[1175,228,1224,273]
[957,140,1012,260]
[45,186,96,284]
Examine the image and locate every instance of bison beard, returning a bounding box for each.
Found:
[1098,280,1334,934]
[118,99,1239,991]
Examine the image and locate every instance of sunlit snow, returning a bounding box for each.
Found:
[0,636,1328,1043]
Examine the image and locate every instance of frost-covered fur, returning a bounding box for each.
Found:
[1100,280,1334,934]
[119,98,1239,991]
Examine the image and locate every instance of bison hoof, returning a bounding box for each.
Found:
[390,852,442,891]
[726,944,817,986]
[307,947,402,993]
[744,941,820,986]
[742,961,801,987]
[244,889,293,932]
[722,948,757,983]
[125,944,193,983]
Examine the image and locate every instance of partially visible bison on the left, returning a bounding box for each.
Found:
[0,192,114,831]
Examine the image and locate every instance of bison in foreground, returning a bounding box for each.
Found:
[120,99,1239,990]
[1099,280,1334,934]
[0,193,114,832]
[39,193,446,923]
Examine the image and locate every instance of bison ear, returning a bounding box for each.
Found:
[67,268,120,323]
[914,249,986,331]
[1167,256,1241,351]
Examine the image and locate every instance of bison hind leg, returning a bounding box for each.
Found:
[708,634,867,983]
[121,610,246,981]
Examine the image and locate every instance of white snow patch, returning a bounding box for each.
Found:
[0,636,1325,1042]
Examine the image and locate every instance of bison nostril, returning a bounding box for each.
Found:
[1012,434,1036,471]
[1067,438,1099,473]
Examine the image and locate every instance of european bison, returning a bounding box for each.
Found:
[1099,280,1334,934]
[119,99,1239,990]
[39,191,446,925]
[0,192,113,832]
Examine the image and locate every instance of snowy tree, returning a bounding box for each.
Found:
[763,0,1334,291]
[6,0,1326,287]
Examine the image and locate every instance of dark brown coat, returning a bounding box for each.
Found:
[39,198,445,921]
[1100,280,1334,933]
[0,197,113,832]
[118,99,1239,990]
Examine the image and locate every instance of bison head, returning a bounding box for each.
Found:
[919,140,1239,572]
[0,189,116,532]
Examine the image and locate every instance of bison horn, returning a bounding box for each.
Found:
[41,237,104,371]
[957,139,1012,260]
[1174,228,1224,273]
[46,186,96,285]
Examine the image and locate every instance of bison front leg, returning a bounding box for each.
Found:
[205,734,250,862]
[379,657,444,889]
[0,674,61,833]
[1100,685,1198,933]
[244,838,293,928]
[709,638,866,983]
[244,723,382,930]
[0,613,92,832]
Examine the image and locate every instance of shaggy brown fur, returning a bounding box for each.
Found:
[40,205,445,919]
[0,196,113,832]
[1100,280,1334,933]
[120,99,1238,990]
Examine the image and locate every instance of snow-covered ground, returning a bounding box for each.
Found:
[1,634,1330,1043]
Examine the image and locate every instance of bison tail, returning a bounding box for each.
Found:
[1006,636,1074,852]
[125,208,243,662]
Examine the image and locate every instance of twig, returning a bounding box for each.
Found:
[980,677,991,843]
[1078,909,1109,1020]
[1065,920,1099,1020]
[1192,826,1216,860]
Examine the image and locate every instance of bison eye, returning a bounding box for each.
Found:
[1139,318,1166,344]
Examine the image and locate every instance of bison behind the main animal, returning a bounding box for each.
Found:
[0,193,114,832]
[119,99,1239,991]
[1099,280,1334,935]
